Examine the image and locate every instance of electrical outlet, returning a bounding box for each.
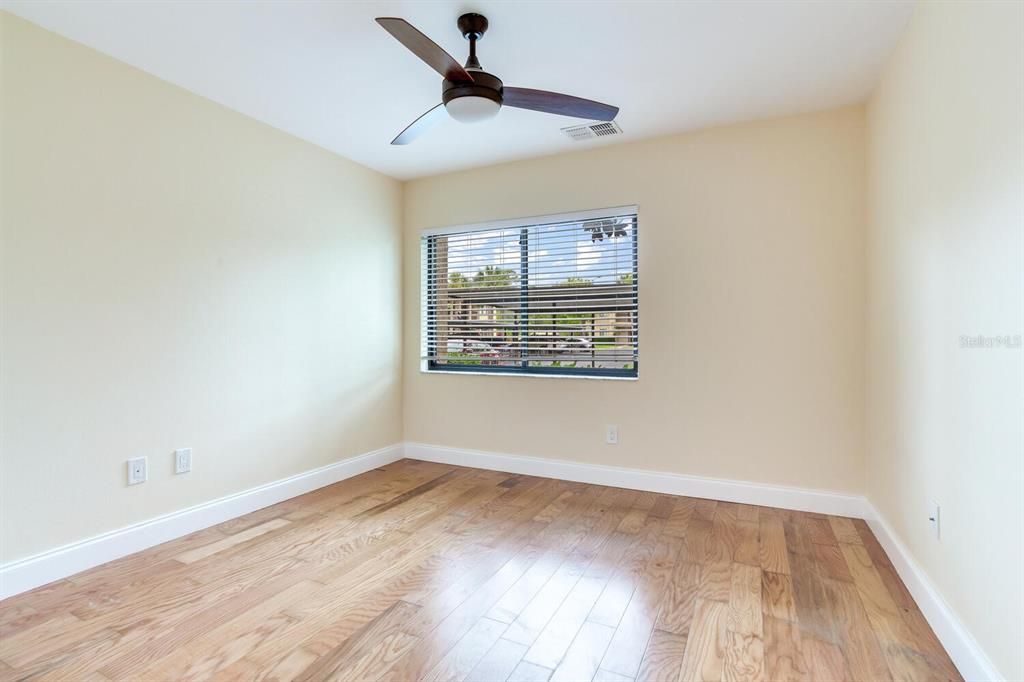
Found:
[928,501,940,540]
[605,425,619,445]
[127,457,147,485]
[174,448,192,474]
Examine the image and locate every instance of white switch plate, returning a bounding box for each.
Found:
[605,425,618,445]
[928,500,940,540]
[127,457,147,485]
[174,448,192,474]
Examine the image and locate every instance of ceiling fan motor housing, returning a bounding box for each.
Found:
[442,71,503,109]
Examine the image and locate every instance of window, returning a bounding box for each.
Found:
[421,206,638,378]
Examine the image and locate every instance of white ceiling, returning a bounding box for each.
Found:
[2,0,914,180]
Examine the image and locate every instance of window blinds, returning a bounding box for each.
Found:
[421,209,638,377]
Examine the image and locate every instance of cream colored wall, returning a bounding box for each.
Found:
[403,107,867,493]
[0,13,403,562]
[865,2,1023,679]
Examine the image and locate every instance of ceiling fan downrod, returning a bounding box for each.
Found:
[458,12,489,72]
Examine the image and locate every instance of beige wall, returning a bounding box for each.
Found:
[865,2,1024,679]
[0,13,403,562]
[404,107,867,493]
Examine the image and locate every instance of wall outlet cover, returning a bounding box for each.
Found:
[928,500,940,540]
[127,457,147,485]
[174,448,192,474]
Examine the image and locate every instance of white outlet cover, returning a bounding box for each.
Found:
[127,456,147,485]
[175,448,192,474]
[928,500,940,540]
[606,425,619,445]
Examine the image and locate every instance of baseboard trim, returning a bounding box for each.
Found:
[404,442,869,518]
[0,443,404,600]
[865,502,1003,682]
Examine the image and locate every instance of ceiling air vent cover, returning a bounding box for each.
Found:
[561,121,623,141]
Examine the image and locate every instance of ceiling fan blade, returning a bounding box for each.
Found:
[502,87,618,121]
[391,103,446,145]
[375,18,474,83]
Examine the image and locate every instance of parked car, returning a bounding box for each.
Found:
[553,337,592,352]
[447,339,499,356]
[465,341,499,358]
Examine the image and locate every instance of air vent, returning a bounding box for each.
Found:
[561,120,623,141]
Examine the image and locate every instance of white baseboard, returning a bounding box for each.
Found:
[0,443,404,600]
[865,503,1003,682]
[403,442,869,518]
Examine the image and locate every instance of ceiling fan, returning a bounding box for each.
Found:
[375,13,620,145]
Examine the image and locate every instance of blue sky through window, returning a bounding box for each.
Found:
[444,219,634,285]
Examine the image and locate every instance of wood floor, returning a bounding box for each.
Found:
[0,459,960,682]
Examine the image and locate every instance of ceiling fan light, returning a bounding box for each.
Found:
[445,95,500,124]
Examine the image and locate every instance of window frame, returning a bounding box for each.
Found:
[421,206,639,380]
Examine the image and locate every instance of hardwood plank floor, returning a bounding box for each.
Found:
[0,459,961,681]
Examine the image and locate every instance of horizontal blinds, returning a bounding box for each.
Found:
[422,211,638,374]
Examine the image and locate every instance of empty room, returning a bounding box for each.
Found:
[0,1,1021,680]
